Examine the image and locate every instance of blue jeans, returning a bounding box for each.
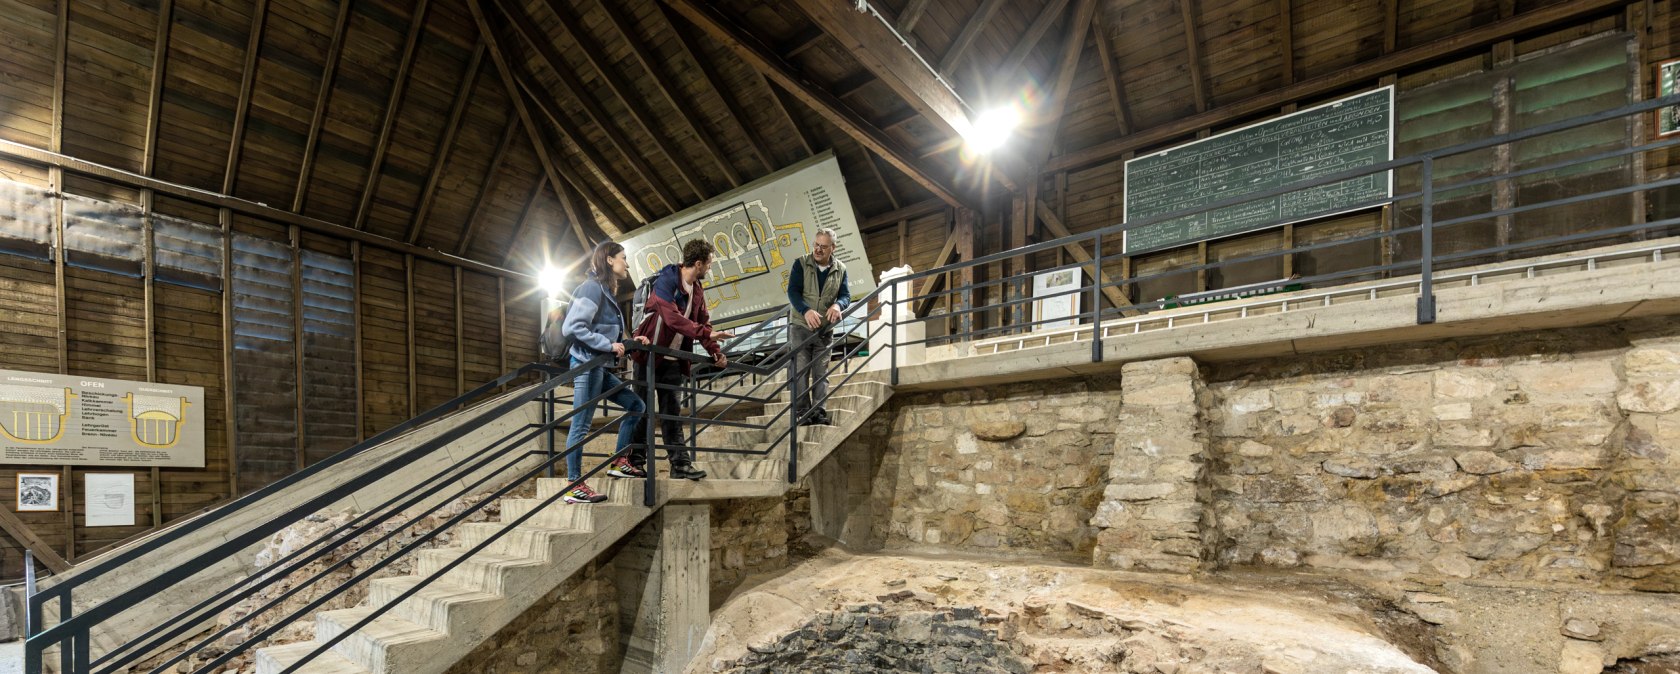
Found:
[564,357,645,481]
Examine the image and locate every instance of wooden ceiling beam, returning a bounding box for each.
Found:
[657,3,776,175]
[1030,0,1099,162]
[547,164,595,251]
[539,0,710,201]
[667,0,971,208]
[939,0,1009,74]
[595,0,743,188]
[141,0,174,178]
[1035,201,1128,310]
[766,77,818,156]
[453,117,519,256]
[833,71,876,100]
[899,0,931,32]
[1091,6,1134,135]
[997,0,1071,84]
[1048,0,1629,173]
[1180,0,1209,113]
[862,196,944,231]
[783,27,826,59]
[1384,0,1400,53]
[863,140,901,210]
[407,43,485,245]
[472,0,635,237]
[782,0,1021,191]
[292,0,354,212]
[0,139,524,278]
[1278,0,1294,85]
[513,72,645,231]
[353,0,432,231]
[221,0,270,195]
[492,0,680,214]
[500,177,550,266]
[507,74,638,233]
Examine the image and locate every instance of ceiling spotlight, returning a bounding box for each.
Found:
[537,265,567,299]
[962,106,1021,154]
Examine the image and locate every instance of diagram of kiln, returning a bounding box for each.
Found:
[0,384,76,443]
[125,394,191,448]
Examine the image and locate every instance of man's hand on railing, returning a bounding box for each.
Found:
[803,309,822,330]
[825,304,842,324]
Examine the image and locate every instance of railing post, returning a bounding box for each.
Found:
[1418,156,1437,325]
[1090,232,1105,363]
[786,347,799,484]
[889,278,898,388]
[641,354,657,507]
[23,550,35,638]
[543,370,555,479]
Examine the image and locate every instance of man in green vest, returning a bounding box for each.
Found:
[785,227,850,426]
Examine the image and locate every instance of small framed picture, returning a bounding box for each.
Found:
[17,473,59,512]
[1656,59,1680,138]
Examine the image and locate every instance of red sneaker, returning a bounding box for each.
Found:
[607,458,647,479]
[563,483,608,504]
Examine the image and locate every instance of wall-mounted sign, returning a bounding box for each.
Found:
[1032,269,1084,330]
[0,369,205,468]
[618,152,878,328]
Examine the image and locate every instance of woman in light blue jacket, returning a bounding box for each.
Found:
[559,241,648,504]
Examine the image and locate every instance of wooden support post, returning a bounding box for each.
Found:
[1629,2,1650,236]
[221,217,237,497]
[498,277,508,380]
[406,254,417,418]
[0,509,70,573]
[291,226,306,470]
[954,207,976,338]
[456,267,465,395]
[352,241,365,441]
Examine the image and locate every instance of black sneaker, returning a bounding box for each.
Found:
[671,463,707,480]
[798,408,823,426]
[814,407,832,425]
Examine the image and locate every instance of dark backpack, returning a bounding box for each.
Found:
[629,274,659,333]
[540,280,608,363]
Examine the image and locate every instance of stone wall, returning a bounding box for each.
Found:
[1200,319,1680,588]
[709,497,795,604]
[445,558,619,674]
[864,379,1121,560]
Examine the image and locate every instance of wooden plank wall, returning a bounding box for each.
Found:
[0,188,541,581]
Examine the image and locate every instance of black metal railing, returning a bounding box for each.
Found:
[25,92,1680,673]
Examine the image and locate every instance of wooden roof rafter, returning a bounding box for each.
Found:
[222,0,271,196]
[996,0,1072,86]
[1180,0,1209,113]
[407,42,487,245]
[655,2,776,175]
[938,0,1010,75]
[513,72,642,234]
[140,0,175,180]
[593,0,744,188]
[492,0,680,215]
[507,79,631,236]
[1278,0,1294,85]
[1091,7,1134,135]
[499,176,550,266]
[538,0,712,202]
[292,0,356,213]
[453,116,519,257]
[352,0,433,232]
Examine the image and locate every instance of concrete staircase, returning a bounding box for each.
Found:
[252,370,891,674]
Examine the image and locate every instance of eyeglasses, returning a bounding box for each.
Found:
[813,243,834,251]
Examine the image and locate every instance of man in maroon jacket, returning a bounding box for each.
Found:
[626,239,732,480]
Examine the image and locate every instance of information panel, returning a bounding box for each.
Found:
[1123,87,1394,255]
[620,152,877,327]
[0,369,205,467]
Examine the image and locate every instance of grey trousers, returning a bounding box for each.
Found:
[788,319,832,413]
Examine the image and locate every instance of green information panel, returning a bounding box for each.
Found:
[1123,87,1394,255]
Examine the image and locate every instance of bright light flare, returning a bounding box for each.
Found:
[537,265,567,298]
[961,106,1021,154]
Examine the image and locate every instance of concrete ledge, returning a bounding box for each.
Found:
[896,255,1680,391]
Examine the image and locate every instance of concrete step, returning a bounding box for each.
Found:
[316,607,447,674]
[452,521,593,561]
[414,548,544,596]
[255,642,370,674]
[365,576,500,634]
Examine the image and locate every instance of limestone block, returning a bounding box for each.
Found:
[1613,495,1680,568]
[1509,360,1620,398]
[1455,451,1515,475]
[971,420,1026,441]
[1322,457,1382,479]
[1435,371,1498,400]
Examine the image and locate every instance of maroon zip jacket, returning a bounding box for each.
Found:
[630,264,722,376]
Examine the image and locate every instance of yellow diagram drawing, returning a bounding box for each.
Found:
[125,394,191,448]
[0,385,76,443]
